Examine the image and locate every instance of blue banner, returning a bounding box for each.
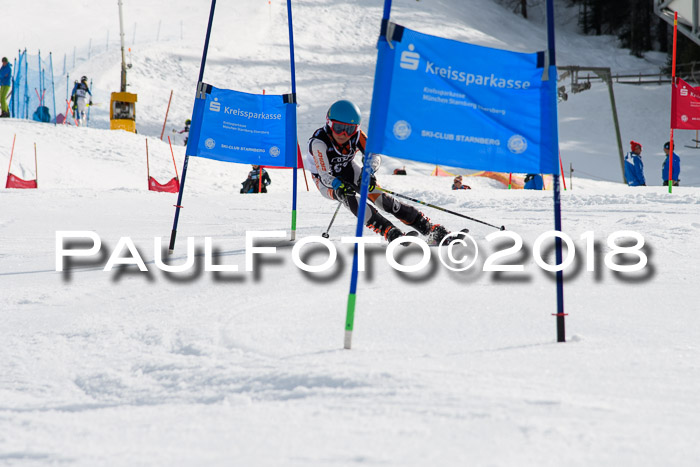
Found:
[187,85,297,167]
[366,25,558,174]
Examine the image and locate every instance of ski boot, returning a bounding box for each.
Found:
[427,224,450,246]
[383,225,420,245]
[410,212,450,245]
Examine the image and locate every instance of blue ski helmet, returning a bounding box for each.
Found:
[327,100,361,125]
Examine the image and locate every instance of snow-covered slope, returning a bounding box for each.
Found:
[6,0,696,185]
[2,1,700,466]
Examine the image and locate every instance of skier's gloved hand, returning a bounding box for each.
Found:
[331,177,344,191]
[332,177,355,196]
[89,101,93,106]
[368,174,377,191]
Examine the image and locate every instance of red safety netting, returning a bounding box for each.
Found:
[6,173,37,189]
[148,176,179,193]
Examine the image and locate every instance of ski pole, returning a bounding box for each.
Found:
[322,202,342,239]
[375,186,506,231]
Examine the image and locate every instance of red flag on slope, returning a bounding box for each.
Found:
[148,176,180,193]
[671,77,700,129]
[6,174,37,189]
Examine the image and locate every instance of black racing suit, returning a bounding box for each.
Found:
[307,125,431,238]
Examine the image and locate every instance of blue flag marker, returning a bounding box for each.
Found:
[187,85,297,167]
[367,25,558,174]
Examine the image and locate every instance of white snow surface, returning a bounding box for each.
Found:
[1,0,700,465]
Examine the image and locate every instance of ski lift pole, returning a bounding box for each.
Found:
[118,0,128,92]
[168,0,217,254]
[569,162,573,190]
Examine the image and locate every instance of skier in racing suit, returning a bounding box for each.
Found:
[307,99,449,243]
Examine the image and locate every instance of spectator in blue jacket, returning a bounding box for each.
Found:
[0,57,12,118]
[624,140,646,186]
[524,173,544,190]
[662,141,680,187]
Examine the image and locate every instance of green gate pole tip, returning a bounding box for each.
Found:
[290,209,297,241]
[344,293,356,349]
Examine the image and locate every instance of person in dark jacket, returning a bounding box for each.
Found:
[452,175,471,190]
[174,119,191,146]
[70,76,92,126]
[624,140,646,186]
[240,165,271,193]
[524,174,544,190]
[0,57,12,118]
[662,141,680,187]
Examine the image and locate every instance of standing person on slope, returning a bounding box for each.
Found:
[70,76,92,126]
[624,140,646,186]
[0,57,12,118]
[662,141,680,187]
[307,99,449,244]
[174,119,191,146]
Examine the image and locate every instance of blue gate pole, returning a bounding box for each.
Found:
[24,51,28,119]
[12,55,17,118]
[50,53,56,126]
[168,0,217,254]
[287,0,299,241]
[38,51,42,108]
[545,0,566,342]
[344,0,394,350]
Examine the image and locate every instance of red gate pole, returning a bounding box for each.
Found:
[160,90,174,141]
[168,136,180,180]
[669,12,678,194]
[146,139,151,187]
[34,142,38,188]
[559,152,567,190]
[7,134,16,175]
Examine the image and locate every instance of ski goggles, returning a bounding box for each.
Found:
[329,120,359,137]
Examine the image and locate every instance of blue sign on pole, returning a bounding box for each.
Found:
[367,24,558,174]
[187,85,297,167]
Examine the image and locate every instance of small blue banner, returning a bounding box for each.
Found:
[366,25,558,174]
[187,85,297,167]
